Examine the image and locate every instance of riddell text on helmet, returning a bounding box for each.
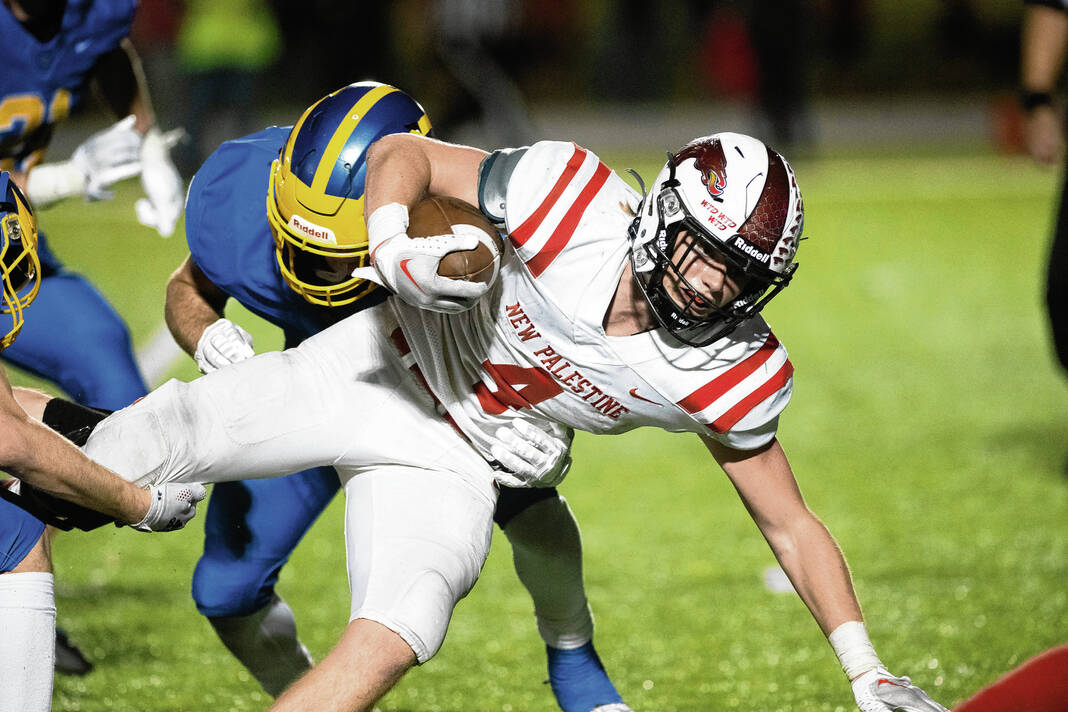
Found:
[288,214,337,245]
[732,236,770,264]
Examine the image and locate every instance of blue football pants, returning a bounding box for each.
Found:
[0,498,46,573]
[1,242,147,411]
[191,468,341,617]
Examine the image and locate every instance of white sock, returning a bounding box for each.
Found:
[503,496,594,649]
[0,572,56,712]
[209,595,313,697]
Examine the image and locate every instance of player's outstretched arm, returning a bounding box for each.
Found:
[165,256,253,373]
[703,436,948,712]
[0,370,205,532]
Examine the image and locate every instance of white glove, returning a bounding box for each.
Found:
[490,419,573,488]
[70,115,143,201]
[851,668,949,712]
[194,318,255,374]
[131,482,207,532]
[351,202,489,313]
[135,126,184,237]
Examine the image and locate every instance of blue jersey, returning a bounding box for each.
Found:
[0,0,136,172]
[185,127,383,344]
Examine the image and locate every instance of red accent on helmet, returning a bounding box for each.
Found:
[676,139,729,198]
[737,150,790,254]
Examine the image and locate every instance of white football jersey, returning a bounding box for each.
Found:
[392,141,793,458]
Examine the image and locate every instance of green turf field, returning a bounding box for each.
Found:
[9,150,1067,711]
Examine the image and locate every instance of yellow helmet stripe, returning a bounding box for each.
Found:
[310,84,398,194]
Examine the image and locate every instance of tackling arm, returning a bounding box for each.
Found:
[0,367,207,532]
[0,368,147,523]
[165,256,255,373]
[165,256,231,355]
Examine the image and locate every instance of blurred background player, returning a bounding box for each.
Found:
[424,0,537,146]
[0,170,205,712]
[0,0,185,674]
[952,643,1068,712]
[0,0,183,411]
[172,0,280,177]
[165,81,629,712]
[1021,0,1068,382]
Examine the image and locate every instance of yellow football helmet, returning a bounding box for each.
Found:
[267,81,433,306]
[0,171,41,350]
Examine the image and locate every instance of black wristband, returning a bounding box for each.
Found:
[1021,90,1054,112]
[41,398,112,446]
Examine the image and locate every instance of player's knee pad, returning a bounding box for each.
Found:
[344,467,495,664]
[355,568,460,664]
[353,552,484,665]
[82,379,191,486]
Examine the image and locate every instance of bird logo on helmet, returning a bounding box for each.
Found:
[628,132,805,347]
[266,81,433,306]
[0,171,41,350]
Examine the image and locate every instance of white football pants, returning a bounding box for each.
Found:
[84,304,497,662]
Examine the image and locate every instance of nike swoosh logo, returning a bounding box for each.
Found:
[877,679,906,688]
[629,387,661,406]
[399,259,425,293]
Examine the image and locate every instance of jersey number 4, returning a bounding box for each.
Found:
[474,361,563,415]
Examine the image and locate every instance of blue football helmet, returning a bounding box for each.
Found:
[0,171,40,350]
[267,81,433,306]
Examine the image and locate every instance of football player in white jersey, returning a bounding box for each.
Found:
[80,132,948,712]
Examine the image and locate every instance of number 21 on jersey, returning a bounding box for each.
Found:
[0,89,72,170]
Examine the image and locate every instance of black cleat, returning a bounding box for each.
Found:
[54,627,93,676]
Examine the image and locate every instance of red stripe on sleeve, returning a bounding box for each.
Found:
[708,359,793,434]
[509,144,586,248]
[525,161,611,279]
[677,333,780,414]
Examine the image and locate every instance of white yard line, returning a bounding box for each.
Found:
[136,323,187,387]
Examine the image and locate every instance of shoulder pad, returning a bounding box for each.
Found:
[478,147,528,225]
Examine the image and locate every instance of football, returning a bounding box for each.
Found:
[407,196,504,283]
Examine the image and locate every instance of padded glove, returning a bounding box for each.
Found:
[131,482,207,532]
[351,202,489,313]
[491,419,573,488]
[851,667,949,712]
[70,115,143,201]
[135,126,184,237]
[194,318,254,374]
